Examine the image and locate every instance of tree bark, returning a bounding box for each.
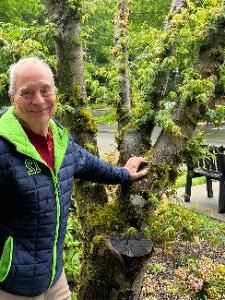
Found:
[42,0,110,292]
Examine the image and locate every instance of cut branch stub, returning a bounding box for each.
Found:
[109,233,153,259]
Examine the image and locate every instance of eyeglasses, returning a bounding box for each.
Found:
[18,83,56,100]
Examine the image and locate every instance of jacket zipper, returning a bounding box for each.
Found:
[48,171,61,288]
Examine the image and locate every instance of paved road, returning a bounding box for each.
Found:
[177,183,225,222]
[96,123,118,155]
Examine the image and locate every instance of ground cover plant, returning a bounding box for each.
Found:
[141,199,225,299]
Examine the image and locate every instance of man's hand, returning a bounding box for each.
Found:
[124,156,148,181]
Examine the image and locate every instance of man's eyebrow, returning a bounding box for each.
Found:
[19,82,52,90]
[41,83,53,87]
[19,87,31,92]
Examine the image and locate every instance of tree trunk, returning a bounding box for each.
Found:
[114,0,132,131]
[42,0,97,149]
[41,0,110,292]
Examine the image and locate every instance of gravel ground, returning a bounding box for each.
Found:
[140,240,225,300]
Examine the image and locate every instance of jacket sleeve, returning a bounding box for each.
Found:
[73,143,131,185]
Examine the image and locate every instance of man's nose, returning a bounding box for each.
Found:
[31,90,45,104]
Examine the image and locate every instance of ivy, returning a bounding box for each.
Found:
[179,77,215,104]
[131,0,225,131]
[155,110,181,136]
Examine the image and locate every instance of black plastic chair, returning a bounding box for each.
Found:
[185,145,225,213]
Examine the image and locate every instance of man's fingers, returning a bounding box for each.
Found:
[131,169,148,181]
[138,157,148,163]
[137,169,148,177]
[124,156,149,181]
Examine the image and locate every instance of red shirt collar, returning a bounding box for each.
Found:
[23,126,54,170]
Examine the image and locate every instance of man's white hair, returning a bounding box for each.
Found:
[8,57,55,96]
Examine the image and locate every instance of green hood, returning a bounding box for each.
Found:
[0,107,69,173]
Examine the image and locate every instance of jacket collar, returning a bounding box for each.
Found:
[0,106,69,173]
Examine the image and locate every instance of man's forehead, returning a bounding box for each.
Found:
[15,64,53,91]
[18,81,53,90]
[16,64,52,79]
[16,63,50,76]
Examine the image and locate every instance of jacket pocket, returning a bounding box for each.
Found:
[0,236,13,282]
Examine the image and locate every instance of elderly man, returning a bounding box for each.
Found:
[0,57,147,299]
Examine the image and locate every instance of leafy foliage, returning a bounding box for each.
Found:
[146,197,225,245]
[130,0,171,29]
[0,20,55,105]
[63,213,83,287]
[130,0,225,134]
[0,0,45,25]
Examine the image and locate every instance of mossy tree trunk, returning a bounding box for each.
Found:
[42,0,97,149]
[114,0,131,132]
[88,2,225,299]
[41,0,110,292]
[43,1,225,299]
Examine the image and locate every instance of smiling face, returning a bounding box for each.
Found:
[11,63,56,134]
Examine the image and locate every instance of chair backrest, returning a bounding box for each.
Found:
[215,146,225,174]
[196,145,225,174]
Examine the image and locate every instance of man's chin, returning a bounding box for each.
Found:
[23,114,51,126]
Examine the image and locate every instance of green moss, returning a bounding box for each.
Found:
[73,108,98,134]
[118,64,127,73]
[65,0,83,19]
[72,36,82,46]
[83,142,98,154]
[90,234,107,256]
[76,254,96,290]
[69,84,88,106]
[149,162,179,191]
[84,202,127,234]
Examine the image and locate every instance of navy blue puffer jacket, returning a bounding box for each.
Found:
[0,107,130,297]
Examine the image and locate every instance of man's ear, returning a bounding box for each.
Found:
[8,94,14,105]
